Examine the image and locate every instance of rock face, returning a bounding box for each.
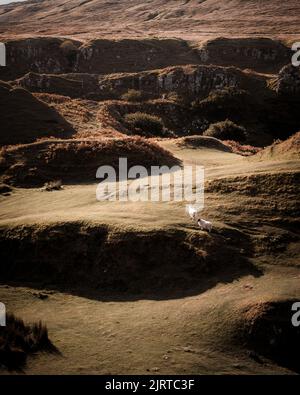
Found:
[106,65,267,99]
[16,72,100,99]
[0,38,81,81]
[0,38,201,80]
[15,65,267,100]
[0,81,74,146]
[198,38,291,73]
[0,37,291,81]
[276,65,300,96]
[75,39,200,74]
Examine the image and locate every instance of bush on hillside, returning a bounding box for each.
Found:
[60,40,78,66]
[203,120,247,142]
[124,112,165,136]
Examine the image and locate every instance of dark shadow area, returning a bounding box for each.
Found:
[0,81,75,146]
[239,300,300,374]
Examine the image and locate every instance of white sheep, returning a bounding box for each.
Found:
[186,205,213,232]
[197,218,212,233]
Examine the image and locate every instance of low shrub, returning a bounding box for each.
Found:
[204,120,247,142]
[60,40,78,66]
[124,112,165,136]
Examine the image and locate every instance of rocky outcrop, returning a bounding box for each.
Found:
[15,65,268,100]
[16,72,100,99]
[0,37,200,80]
[0,37,291,82]
[75,38,200,74]
[0,37,81,81]
[198,38,291,73]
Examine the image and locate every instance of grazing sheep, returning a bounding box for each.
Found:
[197,218,212,232]
[186,205,213,232]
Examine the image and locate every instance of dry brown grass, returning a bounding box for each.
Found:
[224,141,261,156]
[1,0,299,41]
[0,313,57,370]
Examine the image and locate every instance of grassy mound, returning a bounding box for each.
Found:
[0,82,74,146]
[0,137,180,187]
[0,313,56,370]
[176,135,232,152]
